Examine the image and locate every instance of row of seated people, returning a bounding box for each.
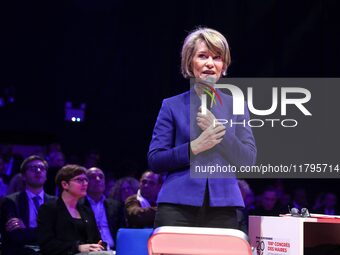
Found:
[2,154,339,254]
[0,155,162,255]
[2,150,338,218]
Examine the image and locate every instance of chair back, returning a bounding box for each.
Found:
[116,228,154,255]
[148,226,252,255]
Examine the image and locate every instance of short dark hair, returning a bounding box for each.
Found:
[141,170,163,185]
[20,155,48,174]
[55,164,87,191]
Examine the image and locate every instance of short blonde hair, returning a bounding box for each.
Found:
[181,27,231,78]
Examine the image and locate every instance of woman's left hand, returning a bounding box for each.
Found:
[197,107,217,131]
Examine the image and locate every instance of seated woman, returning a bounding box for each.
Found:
[37,164,104,255]
[109,177,139,204]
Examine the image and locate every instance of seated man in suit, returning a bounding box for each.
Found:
[125,171,162,228]
[0,155,56,255]
[83,167,125,250]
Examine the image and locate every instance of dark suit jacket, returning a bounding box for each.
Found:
[37,197,102,255]
[81,197,125,246]
[125,194,156,228]
[0,191,56,255]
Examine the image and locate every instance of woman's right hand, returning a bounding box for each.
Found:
[190,123,226,155]
[78,243,104,252]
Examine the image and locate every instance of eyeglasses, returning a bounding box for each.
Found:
[70,177,89,184]
[26,165,47,173]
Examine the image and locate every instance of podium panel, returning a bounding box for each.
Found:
[249,215,340,255]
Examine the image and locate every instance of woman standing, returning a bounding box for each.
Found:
[148,27,257,229]
[37,165,104,255]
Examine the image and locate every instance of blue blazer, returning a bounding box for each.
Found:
[148,88,256,207]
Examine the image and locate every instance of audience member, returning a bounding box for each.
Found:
[82,167,125,250]
[6,172,25,195]
[292,188,309,210]
[109,177,139,204]
[249,187,281,216]
[37,164,104,255]
[0,155,55,255]
[125,171,162,228]
[315,192,338,215]
[272,179,286,199]
[312,192,325,212]
[272,179,291,212]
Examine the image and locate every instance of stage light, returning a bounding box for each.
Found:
[65,102,86,123]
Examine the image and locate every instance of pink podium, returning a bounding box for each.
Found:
[148,226,252,255]
[249,214,340,255]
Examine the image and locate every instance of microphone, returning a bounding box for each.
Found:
[206,90,212,110]
[290,207,300,217]
[288,205,310,217]
[300,208,310,217]
[197,77,215,112]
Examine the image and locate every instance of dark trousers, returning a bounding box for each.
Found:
[154,183,238,229]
